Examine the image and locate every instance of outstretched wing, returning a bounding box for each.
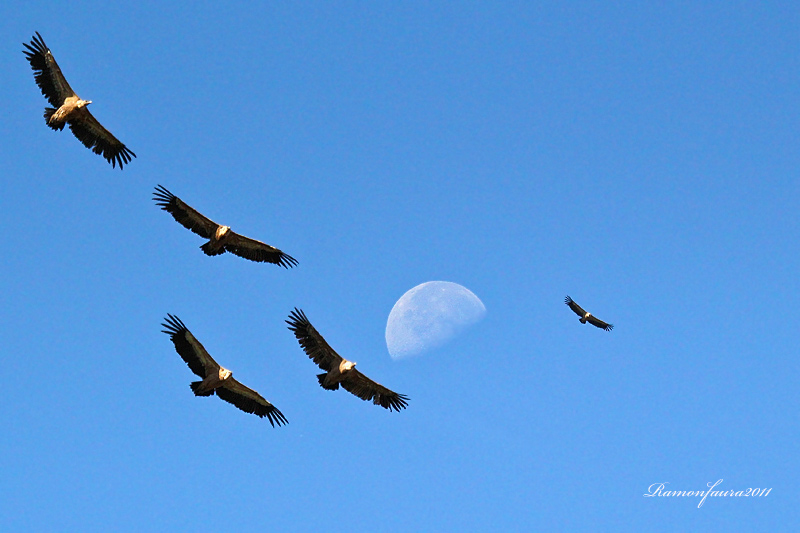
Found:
[68,107,136,169]
[216,379,288,426]
[224,231,298,268]
[564,296,587,317]
[153,185,220,240]
[341,370,409,412]
[586,315,614,331]
[23,32,75,107]
[286,308,342,372]
[161,314,220,378]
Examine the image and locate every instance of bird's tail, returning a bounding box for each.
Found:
[317,373,339,391]
[200,242,226,256]
[190,381,215,396]
[579,317,587,324]
[43,108,65,130]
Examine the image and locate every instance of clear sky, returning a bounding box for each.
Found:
[1,2,798,531]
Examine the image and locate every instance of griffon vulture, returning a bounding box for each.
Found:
[22,32,135,169]
[565,296,614,331]
[153,185,298,268]
[286,308,409,412]
[161,314,288,426]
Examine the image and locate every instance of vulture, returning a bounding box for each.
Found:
[161,314,288,426]
[565,296,614,331]
[153,185,298,268]
[286,308,409,412]
[22,32,135,169]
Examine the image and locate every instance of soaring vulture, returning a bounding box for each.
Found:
[565,296,614,331]
[153,185,298,268]
[286,308,409,412]
[161,314,288,426]
[22,32,135,169]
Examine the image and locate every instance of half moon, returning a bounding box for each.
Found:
[386,281,486,360]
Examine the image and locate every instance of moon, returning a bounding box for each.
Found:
[386,281,486,360]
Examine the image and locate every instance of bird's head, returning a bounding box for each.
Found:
[216,225,231,239]
[221,368,232,380]
[78,99,92,108]
[343,360,356,372]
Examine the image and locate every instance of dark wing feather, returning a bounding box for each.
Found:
[286,308,341,372]
[153,185,220,239]
[216,379,288,426]
[564,295,587,317]
[224,231,298,268]
[586,315,614,331]
[67,107,136,169]
[341,370,409,412]
[161,314,220,378]
[23,32,75,106]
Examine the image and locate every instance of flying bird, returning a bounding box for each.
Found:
[161,314,288,426]
[22,32,136,169]
[286,308,409,411]
[564,296,614,331]
[153,185,298,268]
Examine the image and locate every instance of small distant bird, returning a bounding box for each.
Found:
[153,185,298,268]
[161,314,288,426]
[286,308,409,411]
[22,32,136,169]
[565,296,614,331]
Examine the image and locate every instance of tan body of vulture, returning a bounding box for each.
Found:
[286,308,408,411]
[153,185,298,268]
[23,32,135,169]
[565,296,614,331]
[161,314,288,426]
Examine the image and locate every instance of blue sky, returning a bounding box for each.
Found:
[1,1,798,531]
